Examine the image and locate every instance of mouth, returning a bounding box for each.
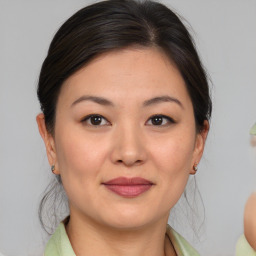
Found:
[102,177,154,198]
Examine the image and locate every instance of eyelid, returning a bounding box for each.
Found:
[81,114,111,126]
[80,114,175,127]
[146,114,176,126]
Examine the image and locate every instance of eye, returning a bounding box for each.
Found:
[81,114,110,126]
[146,115,175,126]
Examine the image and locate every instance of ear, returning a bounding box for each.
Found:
[190,120,209,174]
[36,113,60,174]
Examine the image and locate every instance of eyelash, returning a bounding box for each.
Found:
[81,114,110,126]
[147,114,175,126]
[81,114,175,127]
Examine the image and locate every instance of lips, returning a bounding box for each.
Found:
[102,177,154,198]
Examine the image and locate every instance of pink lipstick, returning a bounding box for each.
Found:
[102,177,153,198]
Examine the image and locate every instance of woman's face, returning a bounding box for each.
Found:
[38,47,207,229]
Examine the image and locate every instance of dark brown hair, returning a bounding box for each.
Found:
[37,0,211,233]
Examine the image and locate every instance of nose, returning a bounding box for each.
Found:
[110,123,147,167]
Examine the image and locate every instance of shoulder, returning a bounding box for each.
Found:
[44,221,76,256]
[166,225,200,256]
[244,192,256,250]
[236,234,256,256]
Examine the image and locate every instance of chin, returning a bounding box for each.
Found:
[104,218,150,231]
[99,207,165,231]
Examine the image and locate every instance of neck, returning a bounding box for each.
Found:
[65,212,176,256]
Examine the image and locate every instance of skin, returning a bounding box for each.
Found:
[244,192,256,250]
[37,47,208,256]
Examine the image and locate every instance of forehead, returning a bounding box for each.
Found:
[58,47,191,107]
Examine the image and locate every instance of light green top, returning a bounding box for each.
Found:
[236,234,256,256]
[44,220,199,256]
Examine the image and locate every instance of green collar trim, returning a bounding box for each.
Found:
[250,123,256,135]
[44,221,200,256]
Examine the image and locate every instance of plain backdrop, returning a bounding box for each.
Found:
[0,0,256,255]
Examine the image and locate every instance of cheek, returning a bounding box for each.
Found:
[54,129,110,210]
[147,130,196,206]
[152,136,195,209]
[149,132,195,176]
[54,128,108,181]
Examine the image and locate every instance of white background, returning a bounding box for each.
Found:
[0,0,256,255]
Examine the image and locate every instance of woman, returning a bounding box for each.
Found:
[236,193,256,256]
[244,192,256,250]
[36,0,211,255]
[236,125,256,256]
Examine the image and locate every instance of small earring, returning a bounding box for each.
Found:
[193,163,198,173]
[51,165,56,174]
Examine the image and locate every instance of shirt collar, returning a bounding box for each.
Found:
[44,218,199,256]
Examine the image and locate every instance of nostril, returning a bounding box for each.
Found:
[115,159,143,166]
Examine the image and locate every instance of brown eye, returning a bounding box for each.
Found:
[151,116,163,125]
[90,116,103,125]
[82,115,110,126]
[146,115,175,126]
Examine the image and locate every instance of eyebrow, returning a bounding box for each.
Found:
[71,95,183,108]
[143,95,183,108]
[71,95,114,107]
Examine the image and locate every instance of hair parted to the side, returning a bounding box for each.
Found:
[37,0,212,234]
